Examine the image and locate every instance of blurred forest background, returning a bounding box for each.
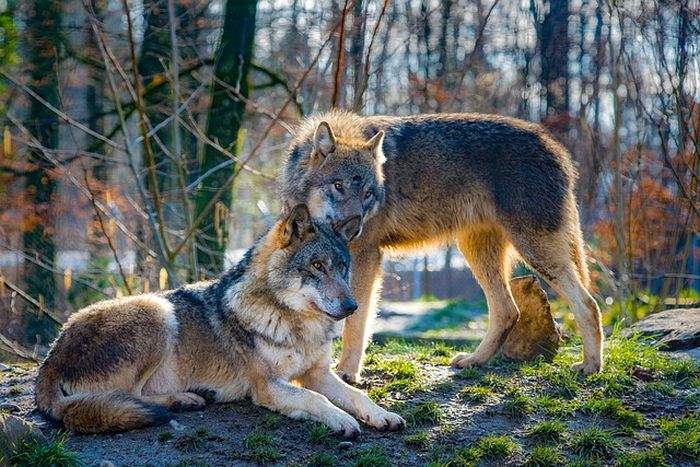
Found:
[0,0,698,359]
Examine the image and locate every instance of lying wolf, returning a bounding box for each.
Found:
[35,205,404,436]
[280,111,603,382]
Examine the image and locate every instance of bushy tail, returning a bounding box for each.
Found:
[35,368,170,433]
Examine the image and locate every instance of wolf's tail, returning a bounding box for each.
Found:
[35,367,170,433]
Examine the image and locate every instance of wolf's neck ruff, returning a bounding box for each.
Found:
[195,230,340,349]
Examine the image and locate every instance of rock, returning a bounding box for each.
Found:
[0,403,21,413]
[337,441,353,450]
[625,308,700,351]
[0,413,47,461]
[501,275,561,361]
[169,419,186,431]
[0,363,10,371]
[98,461,115,467]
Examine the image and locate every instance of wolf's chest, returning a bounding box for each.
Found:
[258,339,328,379]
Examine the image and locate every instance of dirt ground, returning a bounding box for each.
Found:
[1,302,699,466]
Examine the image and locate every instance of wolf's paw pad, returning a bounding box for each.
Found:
[450,352,483,369]
[169,392,206,412]
[571,360,601,375]
[364,410,405,432]
[328,412,361,439]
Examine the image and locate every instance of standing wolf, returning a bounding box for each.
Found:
[280,111,603,382]
[35,205,404,435]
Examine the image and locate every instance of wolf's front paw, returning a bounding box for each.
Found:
[571,360,601,375]
[362,408,405,432]
[450,352,485,369]
[326,410,361,439]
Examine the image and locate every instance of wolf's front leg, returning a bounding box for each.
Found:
[250,378,360,439]
[337,245,383,384]
[301,360,405,431]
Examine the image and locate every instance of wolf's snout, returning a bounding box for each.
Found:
[341,297,358,315]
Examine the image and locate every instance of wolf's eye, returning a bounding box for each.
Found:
[312,261,324,271]
[333,181,343,192]
[364,190,373,199]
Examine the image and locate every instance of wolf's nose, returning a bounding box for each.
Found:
[341,298,358,314]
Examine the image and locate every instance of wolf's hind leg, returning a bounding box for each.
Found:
[510,228,603,374]
[451,226,519,368]
[336,246,383,384]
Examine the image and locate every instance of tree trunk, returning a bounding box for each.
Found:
[536,0,570,131]
[194,0,257,274]
[23,0,62,341]
[138,0,172,192]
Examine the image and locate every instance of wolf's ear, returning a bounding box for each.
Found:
[334,215,362,242]
[366,130,386,164]
[312,121,336,163]
[282,204,315,246]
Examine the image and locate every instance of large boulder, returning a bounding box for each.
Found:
[626,308,700,351]
[501,275,561,361]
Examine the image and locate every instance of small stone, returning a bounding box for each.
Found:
[337,441,353,450]
[99,461,115,467]
[631,365,654,382]
[169,419,185,431]
[501,275,561,361]
[0,363,10,371]
[0,403,21,413]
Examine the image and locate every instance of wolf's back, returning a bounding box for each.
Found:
[35,367,170,433]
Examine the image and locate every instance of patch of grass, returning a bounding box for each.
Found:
[364,355,424,397]
[446,446,482,466]
[403,430,429,448]
[407,299,486,334]
[604,334,699,384]
[458,385,493,403]
[615,448,668,467]
[348,444,390,467]
[568,427,618,460]
[158,431,174,442]
[306,452,336,467]
[474,435,519,460]
[523,445,565,466]
[534,395,580,417]
[544,369,580,398]
[306,422,332,445]
[242,431,282,463]
[525,420,566,443]
[9,433,79,467]
[502,387,532,417]
[588,369,635,396]
[482,374,509,390]
[261,413,281,430]
[583,397,644,429]
[174,428,209,452]
[456,368,484,382]
[403,401,444,427]
[682,392,699,406]
[643,381,675,397]
[657,414,700,459]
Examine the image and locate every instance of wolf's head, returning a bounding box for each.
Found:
[283,121,386,240]
[263,204,360,321]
